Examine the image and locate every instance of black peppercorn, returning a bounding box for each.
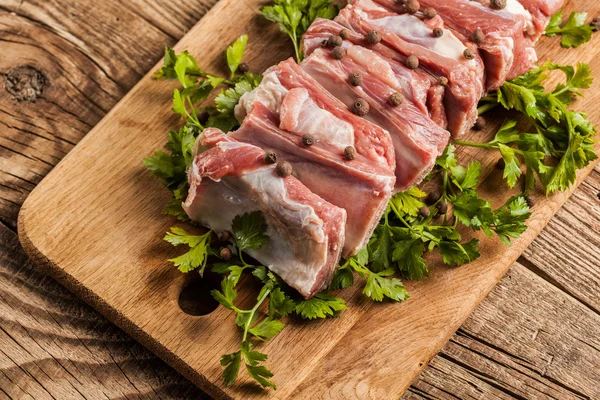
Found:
[198,110,210,125]
[524,195,534,208]
[473,116,486,130]
[406,0,420,13]
[591,17,600,30]
[490,0,506,10]
[264,151,277,164]
[438,200,448,214]
[422,7,436,19]
[217,231,231,242]
[238,62,249,73]
[220,247,232,260]
[348,72,363,86]
[328,34,343,47]
[320,39,329,48]
[471,29,485,44]
[339,28,350,40]
[463,48,475,60]
[351,98,370,116]
[331,46,346,60]
[406,55,419,69]
[419,206,431,218]
[426,189,441,205]
[367,30,381,44]
[438,76,449,86]
[389,92,404,106]
[276,161,293,177]
[302,133,315,146]
[344,146,356,160]
[433,27,443,38]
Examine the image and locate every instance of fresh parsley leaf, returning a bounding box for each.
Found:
[215,78,261,115]
[545,11,595,48]
[329,265,354,290]
[268,287,296,318]
[467,63,597,194]
[220,350,242,386]
[226,34,248,78]
[248,317,285,340]
[346,249,409,302]
[232,211,269,252]
[389,187,427,217]
[438,239,480,267]
[164,228,212,275]
[295,292,347,319]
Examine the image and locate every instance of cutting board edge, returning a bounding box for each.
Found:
[16,199,236,400]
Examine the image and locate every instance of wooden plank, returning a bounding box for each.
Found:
[4,0,600,398]
[410,263,600,400]
[0,0,217,228]
[523,167,600,313]
[0,220,209,399]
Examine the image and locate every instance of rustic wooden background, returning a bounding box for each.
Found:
[1,0,599,398]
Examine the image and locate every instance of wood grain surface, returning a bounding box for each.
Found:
[2,0,599,399]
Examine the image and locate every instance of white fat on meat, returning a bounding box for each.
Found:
[236,70,355,148]
[184,165,329,296]
[470,0,535,36]
[279,88,355,148]
[235,71,288,122]
[364,11,469,62]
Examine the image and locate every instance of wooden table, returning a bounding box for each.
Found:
[1,0,599,398]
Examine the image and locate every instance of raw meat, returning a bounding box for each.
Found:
[302,46,450,189]
[184,129,346,298]
[234,59,396,256]
[518,0,565,39]
[302,18,448,128]
[335,0,485,136]
[376,0,537,89]
[230,101,395,257]
[237,58,397,172]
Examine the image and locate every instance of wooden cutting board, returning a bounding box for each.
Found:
[18,0,600,398]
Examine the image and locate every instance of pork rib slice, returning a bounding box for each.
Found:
[336,0,484,136]
[302,46,450,191]
[372,0,535,90]
[183,130,346,298]
[236,58,396,172]
[302,18,448,128]
[230,101,394,257]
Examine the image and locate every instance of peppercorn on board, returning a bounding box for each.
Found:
[18,0,600,398]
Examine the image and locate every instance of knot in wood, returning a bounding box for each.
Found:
[5,66,46,102]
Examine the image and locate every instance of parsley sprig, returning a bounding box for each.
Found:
[545,10,596,48]
[260,0,339,61]
[207,211,349,388]
[464,62,597,193]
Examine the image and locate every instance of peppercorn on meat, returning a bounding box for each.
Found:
[337,0,485,137]
[302,18,448,129]
[184,129,346,298]
[302,46,450,189]
[228,102,395,257]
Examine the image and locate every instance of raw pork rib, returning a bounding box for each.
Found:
[302,18,448,128]
[380,0,537,89]
[236,58,396,172]
[233,59,395,256]
[183,129,346,298]
[231,103,394,257]
[302,46,450,189]
[335,0,485,136]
